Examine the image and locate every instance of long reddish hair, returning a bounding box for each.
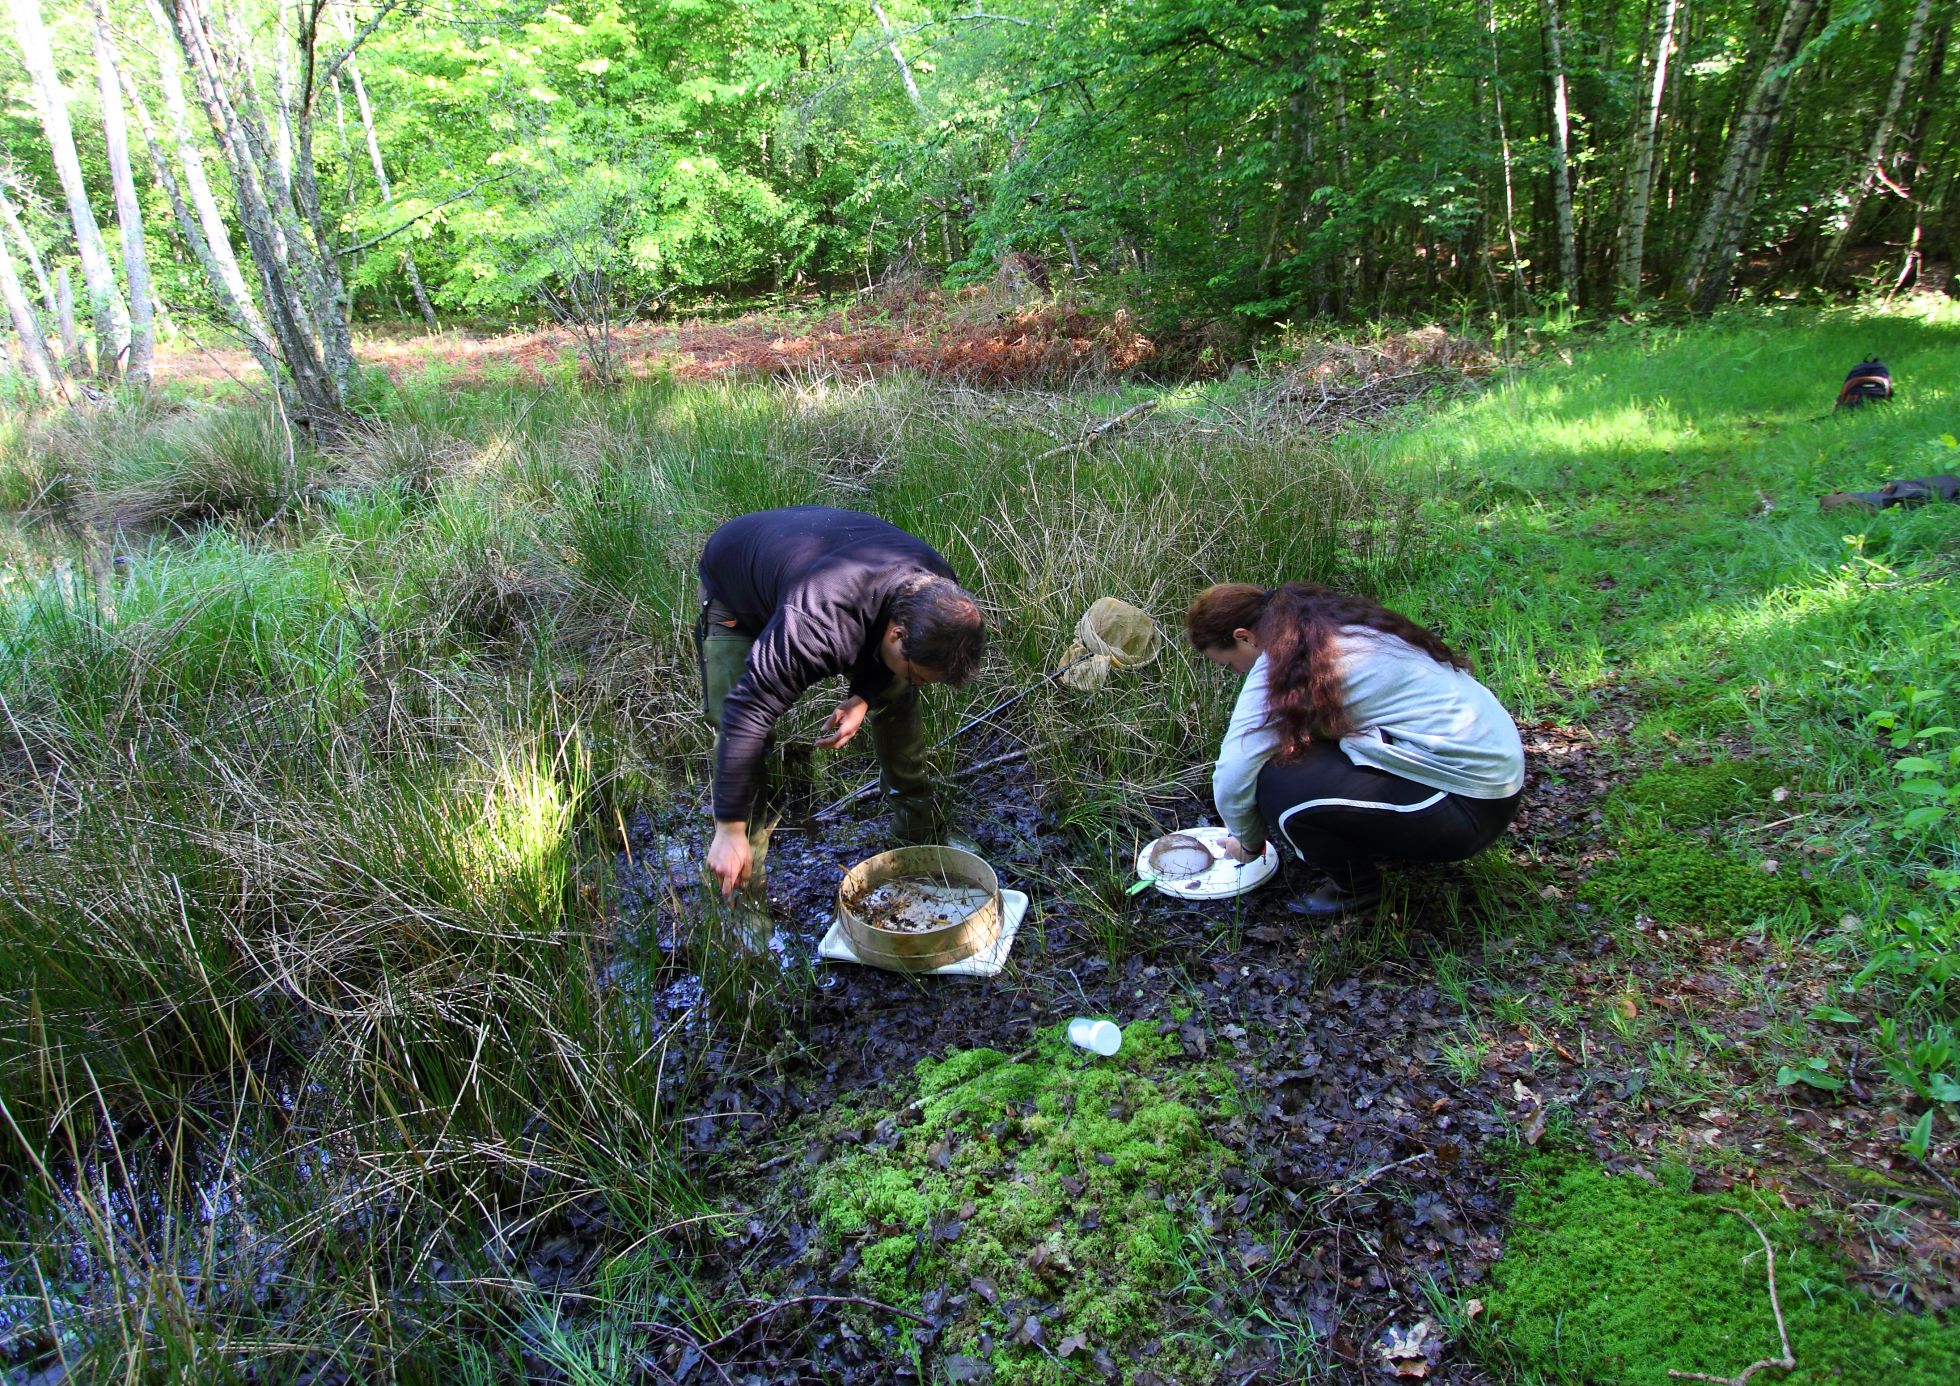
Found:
[1185,582,1468,753]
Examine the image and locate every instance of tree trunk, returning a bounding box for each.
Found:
[1819,0,1934,282]
[55,268,81,374]
[0,179,57,324]
[114,41,281,380]
[291,4,358,399]
[1541,0,1580,299]
[870,1,926,118]
[91,0,154,385]
[144,0,271,351]
[1675,0,1822,311]
[1485,0,1524,305]
[169,0,342,428]
[1882,8,1949,292]
[0,224,59,396]
[330,0,438,330]
[1618,0,1680,298]
[9,0,131,378]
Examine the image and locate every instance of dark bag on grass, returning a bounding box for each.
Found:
[1835,358,1893,410]
[1817,475,1960,511]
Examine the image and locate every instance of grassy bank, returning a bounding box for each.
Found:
[1,299,1956,1380]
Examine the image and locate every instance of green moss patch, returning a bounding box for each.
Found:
[1612,759,1792,827]
[1483,1155,1960,1385]
[1581,834,1821,931]
[806,1023,1237,1384]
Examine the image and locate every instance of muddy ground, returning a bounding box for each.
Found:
[604,712,1669,1384]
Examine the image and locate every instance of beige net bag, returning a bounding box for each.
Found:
[1059,597,1164,691]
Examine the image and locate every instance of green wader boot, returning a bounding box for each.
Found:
[871,680,946,844]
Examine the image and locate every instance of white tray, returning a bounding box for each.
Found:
[1135,825,1279,900]
[819,888,1030,977]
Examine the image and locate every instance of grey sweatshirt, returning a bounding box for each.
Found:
[1213,630,1525,848]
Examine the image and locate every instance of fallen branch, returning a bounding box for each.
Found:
[335,175,509,258]
[1033,397,1158,459]
[1908,1150,1960,1205]
[1323,1150,1433,1203]
[1667,1208,1796,1386]
[812,747,1030,822]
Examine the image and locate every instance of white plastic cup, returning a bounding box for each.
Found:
[1067,1017,1122,1057]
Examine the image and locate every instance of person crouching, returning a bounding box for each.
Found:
[1186,583,1524,917]
[697,506,987,898]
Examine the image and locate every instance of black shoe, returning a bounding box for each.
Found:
[1285,876,1383,918]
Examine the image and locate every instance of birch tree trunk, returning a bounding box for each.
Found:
[1485,0,1524,303]
[870,1,927,118]
[1541,0,1580,298]
[169,0,341,427]
[114,42,281,379]
[0,225,59,396]
[1675,0,1821,311]
[0,179,70,377]
[0,179,57,323]
[91,0,154,385]
[329,0,437,330]
[146,0,268,349]
[1618,0,1680,298]
[291,4,358,398]
[9,0,131,378]
[1819,0,1934,282]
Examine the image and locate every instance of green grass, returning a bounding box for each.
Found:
[0,358,1405,1377]
[1370,301,1960,980]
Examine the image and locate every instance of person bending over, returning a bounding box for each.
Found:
[1186,582,1524,917]
[697,506,987,896]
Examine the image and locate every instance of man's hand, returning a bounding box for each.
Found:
[816,695,870,749]
[708,820,753,898]
[1218,835,1265,864]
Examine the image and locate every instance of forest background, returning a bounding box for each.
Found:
[1,0,1955,412]
[3,3,1960,1384]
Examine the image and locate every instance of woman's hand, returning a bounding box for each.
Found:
[816,695,870,749]
[1218,835,1264,864]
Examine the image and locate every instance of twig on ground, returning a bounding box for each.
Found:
[1667,1208,1796,1385]
[1907,1151,1960,1205]
[811,747,1030,822]
[1033,397,1158,459]
[1322,1151,1433,1203]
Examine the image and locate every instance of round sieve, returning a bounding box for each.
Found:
[1145,832,1217,880]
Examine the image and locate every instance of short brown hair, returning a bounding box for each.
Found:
[893,576,987,684]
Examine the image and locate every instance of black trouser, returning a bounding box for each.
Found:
[1254,740,1521,889]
